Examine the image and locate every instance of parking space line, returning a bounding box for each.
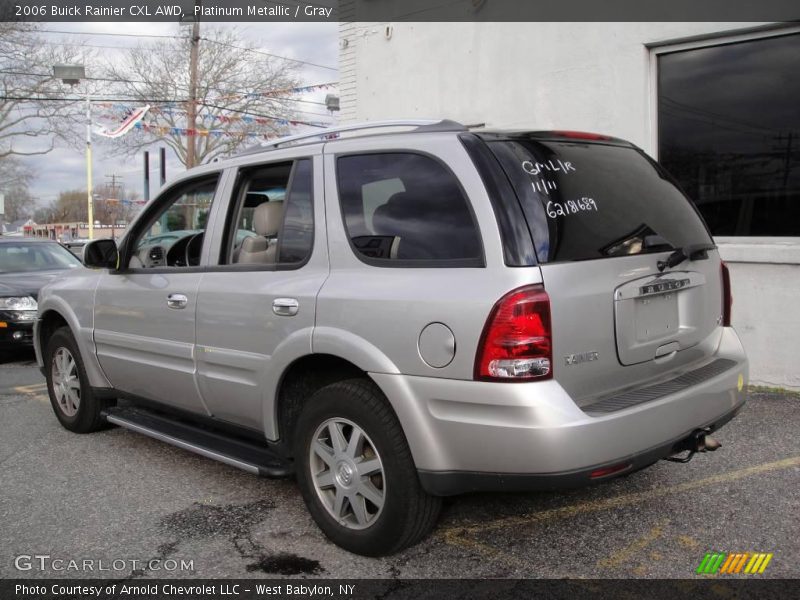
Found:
[439,455,800,540]
[596,519,668,569]
[437,455,800,572]
[12,383,47,395]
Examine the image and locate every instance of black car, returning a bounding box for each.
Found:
[0,238,83,351]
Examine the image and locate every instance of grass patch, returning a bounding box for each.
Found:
[748,384,800,398]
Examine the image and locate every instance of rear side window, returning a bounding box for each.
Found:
[336,153,483,266]
[488,139,713,263]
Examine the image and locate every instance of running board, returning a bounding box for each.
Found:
[102,406,292,478]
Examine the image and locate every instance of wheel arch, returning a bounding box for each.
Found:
[271,352,411,461]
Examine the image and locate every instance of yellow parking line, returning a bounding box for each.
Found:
[13,383,47,394]
[596,519,668,569]
[439,455,800,539]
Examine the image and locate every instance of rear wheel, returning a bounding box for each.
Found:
[294,378,441,556]
[45,327,112,433]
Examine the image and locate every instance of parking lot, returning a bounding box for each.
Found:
[1,349,798,580]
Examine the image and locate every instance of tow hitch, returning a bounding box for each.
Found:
[663,428,722,463]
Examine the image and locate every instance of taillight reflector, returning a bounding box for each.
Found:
[721,261,732,327]
[475,285,552,382]
[590,463,631,479]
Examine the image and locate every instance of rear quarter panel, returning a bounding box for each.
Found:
[316,133,543,380]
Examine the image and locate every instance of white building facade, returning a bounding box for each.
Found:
[339,22,800,389]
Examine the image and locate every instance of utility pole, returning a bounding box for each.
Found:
[105,173,123,198]
[185,1,201,169]
[772,132,796,191]
[86,90,94,239]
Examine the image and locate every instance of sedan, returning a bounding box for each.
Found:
[0,238,83,352]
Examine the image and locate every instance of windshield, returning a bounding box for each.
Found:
[0,241,83,273]
[487,138,713,263]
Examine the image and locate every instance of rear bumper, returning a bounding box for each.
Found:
[372,327,748,496]
[417,401,743,495]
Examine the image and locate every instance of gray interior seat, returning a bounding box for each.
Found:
[237,201,284,264]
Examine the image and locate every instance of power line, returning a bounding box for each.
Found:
[0,69,145,85]
[15,39,140,51]
[1,70,337,108]
[199,102,330,128]
[32,28,338,71]
[0,94,334,127]
[200,37,337,71]
[0,95,186,103]
[38,28,179,39]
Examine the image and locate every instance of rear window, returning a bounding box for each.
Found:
[487,139,713,263]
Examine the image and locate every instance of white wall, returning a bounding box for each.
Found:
[340,22,768,152]
[340,22,800,390]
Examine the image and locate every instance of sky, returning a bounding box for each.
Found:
[15,21,339,210]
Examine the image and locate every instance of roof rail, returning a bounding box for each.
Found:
[238,119,467,155]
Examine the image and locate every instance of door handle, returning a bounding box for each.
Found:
[167,293,189,310]
[272,298,299,317]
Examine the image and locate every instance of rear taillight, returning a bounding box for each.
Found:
[721,261,732,327]
[475,285,552,381]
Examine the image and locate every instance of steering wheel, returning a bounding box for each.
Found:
[185,232,204,267]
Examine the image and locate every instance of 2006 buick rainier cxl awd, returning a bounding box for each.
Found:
[35,120,747,556]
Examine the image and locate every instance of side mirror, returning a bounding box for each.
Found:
[83,239,119,270]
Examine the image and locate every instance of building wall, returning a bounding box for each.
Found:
[339,21,800,389]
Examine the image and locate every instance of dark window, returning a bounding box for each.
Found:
[488,138,712,264]
[658,33,800,236]
[336,153,482,265]
[224,159,313,267]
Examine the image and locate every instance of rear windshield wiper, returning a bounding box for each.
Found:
[657,243,716,272]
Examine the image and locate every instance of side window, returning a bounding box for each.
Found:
[224,159,314,267]
[129,177,219,269]
[336,153,482,265]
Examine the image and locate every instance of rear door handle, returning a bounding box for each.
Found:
[167,293,189,310]
[272,298,299,316]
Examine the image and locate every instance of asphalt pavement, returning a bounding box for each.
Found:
[1,351,798,580]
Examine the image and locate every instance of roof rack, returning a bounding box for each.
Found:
[238,119,467,156]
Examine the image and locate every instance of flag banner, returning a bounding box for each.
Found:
[95,105,151,138]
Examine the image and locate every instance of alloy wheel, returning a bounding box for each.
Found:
[309,417,386,530]
[51,347,81,417]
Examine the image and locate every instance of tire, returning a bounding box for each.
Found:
[45,327,112,433]
[294,378,441,556]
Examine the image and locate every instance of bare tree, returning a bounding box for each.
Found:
[93,182,141,226]
[0,22,90,161]
[1,183,36,221]
[105,26,304,168]
[0,155,32,189]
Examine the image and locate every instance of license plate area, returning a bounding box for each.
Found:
[633,292,679,343]
[614,271,709,366]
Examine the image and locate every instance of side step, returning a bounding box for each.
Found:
[103,406,293,478]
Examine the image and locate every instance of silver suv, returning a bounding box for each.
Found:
[34,120,748,556]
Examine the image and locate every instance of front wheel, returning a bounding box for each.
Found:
[294,379,441,556]
[45,327,112,433]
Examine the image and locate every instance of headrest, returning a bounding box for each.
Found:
[240,236,268,254]
[253,201,283,236]
[372,192,421,235]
